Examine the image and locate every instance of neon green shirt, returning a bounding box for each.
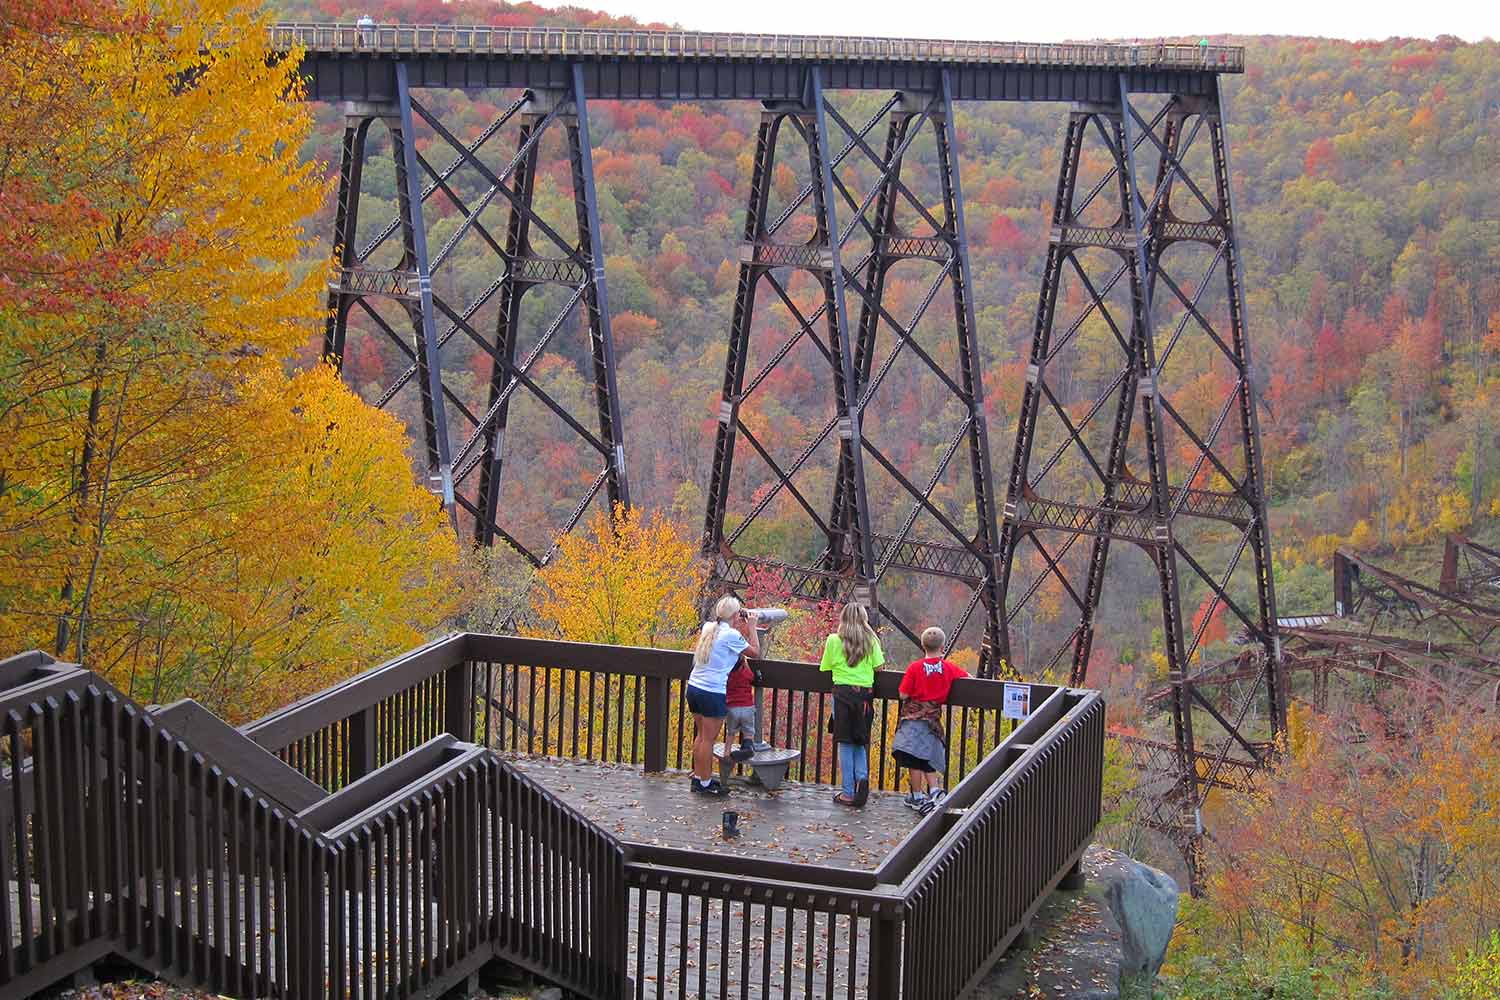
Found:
[819,633,885,687]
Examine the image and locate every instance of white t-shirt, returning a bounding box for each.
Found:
[687,623,749,695]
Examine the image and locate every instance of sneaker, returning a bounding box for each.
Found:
[692,777,729,797]
[902,791,926,813]
[730,740,755,762]
[927,789,947,808]
[916,796,937,816]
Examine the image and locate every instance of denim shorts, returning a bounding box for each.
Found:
[686,684,727,718]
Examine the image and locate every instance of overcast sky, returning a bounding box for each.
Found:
[537,0,1493,43]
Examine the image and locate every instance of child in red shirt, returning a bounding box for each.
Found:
[892,626,967,814]
[724,656,757,761]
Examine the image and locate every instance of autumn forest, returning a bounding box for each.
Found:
[1,0,1497,995]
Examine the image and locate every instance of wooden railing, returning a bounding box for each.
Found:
[3,636,1103,998]
[270,22,1245,73]
[465,633,1029,791]
[898,691,1105,996]
[0,650,626,999]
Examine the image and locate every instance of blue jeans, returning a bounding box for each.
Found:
[838,742,869,798]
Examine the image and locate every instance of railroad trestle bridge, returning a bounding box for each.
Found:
[277,23,1279,880]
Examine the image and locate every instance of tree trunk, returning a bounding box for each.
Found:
[1471,348,1488,515]
[54,339,107,656]
[1473,417,1485,515]
[1398,407,1409,482]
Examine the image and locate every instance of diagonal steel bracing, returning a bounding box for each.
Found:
[702,72,1005,663]
[995,82,1282,891]
[322,66,628,570]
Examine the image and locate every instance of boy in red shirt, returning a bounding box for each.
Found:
[724,655,758,762]
[893,627,967,814]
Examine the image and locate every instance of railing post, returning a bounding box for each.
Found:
[348,706,376,780]
[869,902,904,1000]
[444,659,475,742]
[643,674,669,772]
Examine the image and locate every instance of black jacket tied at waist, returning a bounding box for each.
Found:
[830,684,874,745]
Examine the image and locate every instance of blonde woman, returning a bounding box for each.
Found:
[819,603,884,807]
[687,596,760,796]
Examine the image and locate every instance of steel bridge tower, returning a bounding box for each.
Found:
[700,77,1006,662]
[323,65,629,570]
[995,82,1284,883]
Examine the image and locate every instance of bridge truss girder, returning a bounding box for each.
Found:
[700,70,1006,664]
[1442,535,1500,601]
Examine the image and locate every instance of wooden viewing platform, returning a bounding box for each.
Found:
[0,634,1103,999]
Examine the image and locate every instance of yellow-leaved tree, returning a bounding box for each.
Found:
[0,0,464,721]
[530,505,704,648]
[99,365,463,720]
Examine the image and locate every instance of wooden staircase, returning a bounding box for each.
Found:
[0,651,627,999]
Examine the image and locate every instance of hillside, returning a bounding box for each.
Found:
[3,3,1496,994]
[276,0,1500,667]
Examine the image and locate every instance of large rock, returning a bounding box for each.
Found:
[1092,848,1179,979]
[966,845,1180,999]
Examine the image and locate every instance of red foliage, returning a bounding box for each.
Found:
[1303,136,1338,177]
[1380,291,1411,329]
[624,126,667,157]
[1,0,120,35]
[672,107,721,149]
[1392,51,1438,72]
[1191,595,1228,651]
[739,566,840,661]
[705,170,734,196]
[762,362,815,402]
[610,310,659,353]
[978,176,1020,206]
[1311,321,1346,396]
[347,336,386,384]
[985,214,1026,253]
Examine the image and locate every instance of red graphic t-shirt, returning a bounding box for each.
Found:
[899,657,967,703]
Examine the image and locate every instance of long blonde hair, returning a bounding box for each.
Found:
[837,603,875,669]
[693,595,742,665]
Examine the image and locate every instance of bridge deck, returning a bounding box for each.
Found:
[273,22,1241,103]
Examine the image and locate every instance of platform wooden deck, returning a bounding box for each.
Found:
[505,756,921,873]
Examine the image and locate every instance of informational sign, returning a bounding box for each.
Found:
[1002,683,1031,720]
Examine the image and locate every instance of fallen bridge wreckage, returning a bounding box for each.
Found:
[1116,536,1500,888]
